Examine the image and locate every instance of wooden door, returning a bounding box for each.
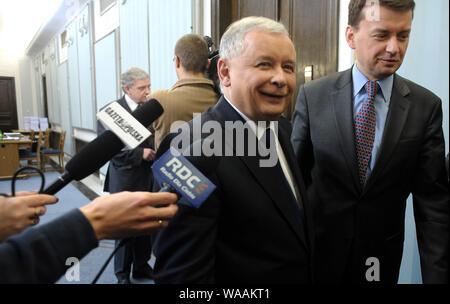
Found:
[0,77,18,132]
[211,0,339,118]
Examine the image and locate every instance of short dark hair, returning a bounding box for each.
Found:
[174,34,209,73]
[348,0,415,29]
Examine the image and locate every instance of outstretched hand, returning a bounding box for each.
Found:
[0,192,58,242]
[79,191,178,240]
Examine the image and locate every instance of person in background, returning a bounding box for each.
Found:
[149,34,219,151]
[97,67,156,284]
[291,0,448,283]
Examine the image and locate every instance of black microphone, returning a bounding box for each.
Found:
[43,99,164,195]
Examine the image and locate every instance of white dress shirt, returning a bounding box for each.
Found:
[223,96,300,200]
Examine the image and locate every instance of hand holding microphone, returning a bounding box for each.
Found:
[0,192,58,241]
[79,191,178,240]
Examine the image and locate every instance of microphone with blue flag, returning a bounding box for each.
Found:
[152,148,216,208]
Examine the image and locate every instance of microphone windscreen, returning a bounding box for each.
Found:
[65,131,123,180]
[65,99,164,181]
[134,98,164,127]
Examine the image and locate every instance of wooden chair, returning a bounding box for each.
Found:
[41,131,66,173]
[18,130,34,153]
[41,129,51,151]
[19,131,43,169]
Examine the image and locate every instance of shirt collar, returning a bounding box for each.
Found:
[352,64,394,103]
[171,77,215,90]
[223,95,276,140]
[124,94,140,112]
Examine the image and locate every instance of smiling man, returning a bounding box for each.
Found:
[153,17,313,283]
[291,0,448,283]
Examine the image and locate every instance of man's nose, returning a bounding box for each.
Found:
[271,66,287,88]
[386,37,400,54]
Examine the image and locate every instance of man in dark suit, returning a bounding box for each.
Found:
[291,0,449,283]
[97,67,156,284]
[152,16,313,283]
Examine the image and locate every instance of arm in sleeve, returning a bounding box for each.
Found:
[153,192,219,283]
[0,209,98,283]
[412,99,449,284]
[291,85,314,184]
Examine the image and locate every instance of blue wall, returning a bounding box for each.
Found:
[119,0,150,73]
[56,62,73,155]
[397,0,449,284]
[149,0,192,91]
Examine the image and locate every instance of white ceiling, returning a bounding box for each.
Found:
[0,0,87,58]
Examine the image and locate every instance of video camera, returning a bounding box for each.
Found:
[203,36,221,95]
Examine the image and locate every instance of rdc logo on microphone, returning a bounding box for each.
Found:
[152,149,216,208]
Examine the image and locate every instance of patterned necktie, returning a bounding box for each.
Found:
[355,80,379,185]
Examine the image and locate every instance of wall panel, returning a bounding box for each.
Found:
[119,0,149,73]
[67,18,82,128]
[149,0,192,91]
[56,62,73,155]
[77,5,95,130]
[94,31,118,177]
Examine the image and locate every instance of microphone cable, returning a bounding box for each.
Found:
[90,184,175,284]
[0,166,45,198]
[0,166,123,284]
[91,238,130,284]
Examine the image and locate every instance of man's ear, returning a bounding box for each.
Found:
[345,25,356,50]
[205,58,211,71]
[174,55,181,69]
[123,85,131,95]
[217,58,231,87]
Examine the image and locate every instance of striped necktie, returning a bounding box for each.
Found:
[355,80,379,185]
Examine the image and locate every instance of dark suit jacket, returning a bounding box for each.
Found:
[97,96,154,193]
[153,97,314,283]
[291,68,449,283]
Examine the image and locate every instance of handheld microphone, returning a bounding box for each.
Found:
[43,99,164,195]
[92,145,216,284]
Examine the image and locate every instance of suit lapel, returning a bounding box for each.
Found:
[118,96,132,113]
[331,70,362,193]
[364,75,411,191]
[276,123,312,248]
[211,98,308,249]
[239,152,308,250]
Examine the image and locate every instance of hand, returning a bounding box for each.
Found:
[0,192,59,242]
[79,191,178,240]
[143,148,156,161]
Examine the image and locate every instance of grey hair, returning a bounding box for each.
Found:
[219,16,289,61]
[121,67,149,90]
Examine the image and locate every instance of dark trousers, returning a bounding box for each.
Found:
[114,235,152,277]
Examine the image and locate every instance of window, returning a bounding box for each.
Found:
[94,0,119,41]
[100,0,116,15]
